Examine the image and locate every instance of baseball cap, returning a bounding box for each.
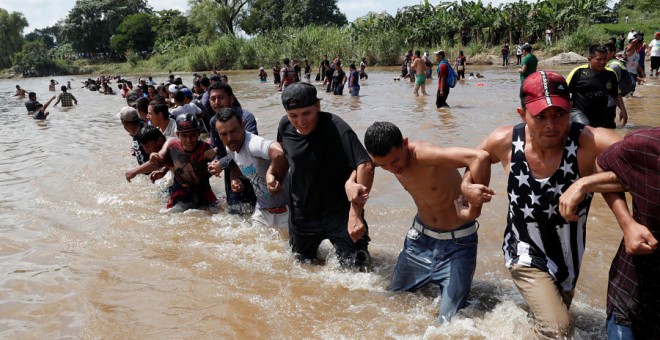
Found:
[168,84,177,93]
[181,87,193,98]
[520,71,571,116]
[118,106,140,122]
[281,82,321,110]
[175,113,200,132]
[125,90,139,106]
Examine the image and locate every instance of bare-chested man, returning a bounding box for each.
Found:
[14,85,28,99]
[364,121,492,323]
[411,50,430,96]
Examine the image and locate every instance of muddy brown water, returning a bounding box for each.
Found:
[0,66,658,338]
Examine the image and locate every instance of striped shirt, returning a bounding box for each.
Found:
[504,123,592,293]
[599,128,660,338]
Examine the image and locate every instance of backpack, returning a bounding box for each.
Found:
[607,59,633,97]
[437,60,457,88]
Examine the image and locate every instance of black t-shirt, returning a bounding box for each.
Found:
[277,111,370,229]
[325,67,334,81]
[567,65,619,121]
[25,100,40,112]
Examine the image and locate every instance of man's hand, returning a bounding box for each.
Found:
[125,169,137,182]
[207,160,222,177]
[345,181,369,206]
[230,178,244,192]
[348,203,366,242]
[149,153,164,166]
[454,195,480,220]
[619,108,628,127]
[149,169,166,183]
[559,181,587,221]
[266,173,283,195]
[622,220,658,255]
[461,183,495,208]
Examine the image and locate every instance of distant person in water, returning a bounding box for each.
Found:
[48,79,58,91]
[14,85,28,99]
[27,92,56,120]
[258,67,268,82]
[54,86,78,107]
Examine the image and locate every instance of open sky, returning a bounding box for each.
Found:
[2,0,514,34]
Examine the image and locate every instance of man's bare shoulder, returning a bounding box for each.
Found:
[579,125,622,151]
[481,125,514,147]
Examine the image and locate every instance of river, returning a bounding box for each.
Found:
[0,66,658,339]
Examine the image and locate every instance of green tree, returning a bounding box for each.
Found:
[240,0,347,35]
[0,8,28,68]
[12,39,56,75]
[25,29,56,49]
[61,0,152,53]
[110,13,157,54]
[188,0,250,39]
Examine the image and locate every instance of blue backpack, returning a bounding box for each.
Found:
[437,60,457,88]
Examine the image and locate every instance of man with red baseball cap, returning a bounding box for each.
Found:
[462,71,621,338]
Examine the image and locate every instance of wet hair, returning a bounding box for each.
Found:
[136,97,149,113]
[28,92,36,99]
[589,44,607,57]
[364,121,404,157]
[200,76,210,88]
[61,85,67,92]
[283,58,290,65]
[136,125,165,145]
[216,107,242,124]
[349,63,356,70]
[150,103,170,119]
[208,81,241,108]
[415,50,421,57]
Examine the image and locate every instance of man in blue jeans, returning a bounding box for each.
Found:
[364,121,492,322]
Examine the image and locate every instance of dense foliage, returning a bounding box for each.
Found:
[4,0,658,75]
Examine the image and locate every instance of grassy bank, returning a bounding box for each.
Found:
[5,22,657,78]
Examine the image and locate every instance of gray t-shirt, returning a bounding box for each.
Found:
[226,132,289,209]
[170,103,202,120]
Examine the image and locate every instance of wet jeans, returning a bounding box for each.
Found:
[607,313,635,340]
[390,219,478,323]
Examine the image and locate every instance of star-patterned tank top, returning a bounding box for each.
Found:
[504,122,592,293]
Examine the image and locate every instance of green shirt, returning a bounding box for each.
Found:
[520,54,538,82]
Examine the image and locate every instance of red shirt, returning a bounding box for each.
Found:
[437,62,448,90]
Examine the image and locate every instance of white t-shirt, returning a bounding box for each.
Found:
[650,39,660,57]
[226,132,289,209]
[627,31,636,41]
[163,118,177,138]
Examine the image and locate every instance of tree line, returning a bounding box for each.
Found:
[1,0,656,75]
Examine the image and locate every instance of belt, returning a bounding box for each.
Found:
[412,219,478,240]
[265,206,288,214]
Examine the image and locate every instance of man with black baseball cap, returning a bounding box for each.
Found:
[277,82,374,269]
[462,71,621,339]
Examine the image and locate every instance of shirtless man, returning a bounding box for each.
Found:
[14,85,28,99]
[364,121,492,323]
[411,50,430,96]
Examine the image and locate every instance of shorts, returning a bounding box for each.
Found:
[415,74,426,86]
[289,212,370,268]
[251,207,289,229]
[651,56,660,70]
[510,264,574,339]
[390,217,478,323]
